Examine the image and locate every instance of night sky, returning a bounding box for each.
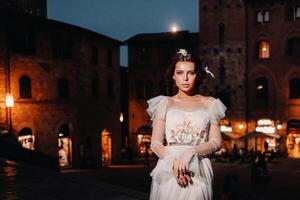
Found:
[47,0,199,66]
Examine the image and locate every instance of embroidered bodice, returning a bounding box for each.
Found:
[146,95,227,158]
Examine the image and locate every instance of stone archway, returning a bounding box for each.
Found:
[287,119,300,158]
[58,124,72,167]
[18,127,35,150]
[137,125,152,156]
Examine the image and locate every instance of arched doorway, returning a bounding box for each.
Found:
[137,125,152,157]
[58,124,72,167]
[287,120,300,158]
[101,129,112,167]
[18,127,34,150]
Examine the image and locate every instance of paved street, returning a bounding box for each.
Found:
[1,157,300,200]
[0,158,148,200]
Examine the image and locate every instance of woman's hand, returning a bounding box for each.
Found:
[177,148,196,172]
[173,159,193,187]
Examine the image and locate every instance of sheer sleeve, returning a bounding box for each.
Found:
[146,96,168,159]
[193,98,227,156]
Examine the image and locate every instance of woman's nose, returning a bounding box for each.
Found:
[184,73,188,81]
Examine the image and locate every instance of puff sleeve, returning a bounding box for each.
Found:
[208,98,227,125]
[146,96,168,159]
[193,98,227,157]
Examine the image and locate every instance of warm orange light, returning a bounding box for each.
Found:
[6,94,14,107]
[259,41,270,59]
[238,123,244,129]
[276,124,282,130]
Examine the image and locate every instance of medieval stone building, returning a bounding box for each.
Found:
[0,0,123,167]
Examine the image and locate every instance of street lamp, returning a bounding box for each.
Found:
[6,93,14,135]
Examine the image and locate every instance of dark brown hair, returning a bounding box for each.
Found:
[165,51,206,95]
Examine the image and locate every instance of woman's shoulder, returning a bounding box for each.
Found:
[147,95,168,104]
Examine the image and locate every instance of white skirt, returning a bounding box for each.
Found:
[150,146,213,200]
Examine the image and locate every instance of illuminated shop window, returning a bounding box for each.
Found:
[258,41,270,59]
[101,129,112,167]
[58,124,72,167]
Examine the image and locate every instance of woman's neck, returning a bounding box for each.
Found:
[174,89,199,99]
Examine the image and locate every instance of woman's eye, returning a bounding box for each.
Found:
[176,71,183,75]
[189,71,196,75]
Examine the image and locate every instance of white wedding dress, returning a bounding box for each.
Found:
[146,95,227,200]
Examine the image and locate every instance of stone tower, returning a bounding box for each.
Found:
[199,0,247,136]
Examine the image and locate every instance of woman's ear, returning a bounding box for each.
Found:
[172,75,175,80]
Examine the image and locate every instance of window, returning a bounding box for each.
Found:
[58,78,69,99]
[290,78,300,98]
[256,10,270,23]
[107,49,113,67]
[258,41,270,59]
[296,6,300,18]
[140,47,151,64]
[257,12,263,23]
[218,23,225,46]
[52,31,72,59]
[107,79,114,99]
[91,46,98,64]
[264,10,270,22]
[287,37,300,56]
[256,77,269,102]
[91,76,99,99]
[19,76,31,98]
[9,26,36,55]
[286,6,300,21]
[219,57,226,83]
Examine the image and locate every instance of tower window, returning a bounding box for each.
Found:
[258,41,270,59]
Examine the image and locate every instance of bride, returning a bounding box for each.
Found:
[146,49,227,200]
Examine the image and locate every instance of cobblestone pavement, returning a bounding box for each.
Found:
[1,157,300,200]
[62,158,300,200]
[0,158,148,200]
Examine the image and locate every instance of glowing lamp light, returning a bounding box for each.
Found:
[6,94,14,107]
[276,124,282,130]
[257,85,263,90]
[262,47,267,51]
[221,125,232,132]
[238,123,244,129]
[119,112,124,123]
[257,119,273,126]
[255,126,275,134]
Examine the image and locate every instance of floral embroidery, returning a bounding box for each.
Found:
[168,118,208,146]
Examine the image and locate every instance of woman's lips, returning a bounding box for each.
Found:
[182,84,190,87]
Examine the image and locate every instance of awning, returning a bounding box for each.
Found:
[238,131,280,139]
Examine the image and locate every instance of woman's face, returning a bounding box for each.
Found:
[172,61,196,93]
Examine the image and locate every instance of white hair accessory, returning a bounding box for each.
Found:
[177,49,188,57]
[204,66,215,78]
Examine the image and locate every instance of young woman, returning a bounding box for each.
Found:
[147,49,227,200]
